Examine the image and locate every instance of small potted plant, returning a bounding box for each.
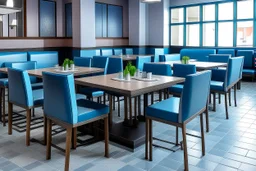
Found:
[123,62,136,81]
[69,60,75,70]
[182,56,190,64]
[63,58,70,70]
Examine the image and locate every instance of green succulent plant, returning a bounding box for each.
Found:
[124,61,137,77]
[182,56,190,64]
[62,58,74,67]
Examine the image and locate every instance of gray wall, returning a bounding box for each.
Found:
[170,0,226,6]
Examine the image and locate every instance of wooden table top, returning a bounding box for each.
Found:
[0,67,104,78]
[110,55,153,61]
[75,74,185,97]
[153,61,227,70]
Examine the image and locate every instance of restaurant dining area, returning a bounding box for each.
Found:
[0,0,256,171]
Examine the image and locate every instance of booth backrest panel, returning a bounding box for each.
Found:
[180,49,216,61]
[159,54,180,62]
[237,50,254,68]
[28,51,58,68]
[217,49,236,57]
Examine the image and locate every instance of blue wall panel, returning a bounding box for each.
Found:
[65,3,72,37]
[40,0,56,37]
[108,5,123,37]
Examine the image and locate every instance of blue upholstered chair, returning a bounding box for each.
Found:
[125,48,133,55]
[145,71,211,171]
[237,50,255,81]
[101,49,113,56]
[143,63,172,76]
[78,56,109,100]
[159,54,180,62]
[43,72,109,171]
[153,48,165,62]
[208,54,231,63]
[136,56,152,71]
[113,49,123,56]
[8,68,44,146]
[210,57,244,119]
[169,64,197,96]
[217,49,235,57]
[74,57,92,67]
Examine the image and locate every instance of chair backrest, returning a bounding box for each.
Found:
[101,49,113,56]
[136,56,152,71]
[159,54,180,62]
[172,64,196,77]
[107,57,123,74]
[208,54,231,63]
[217,49,235,57]
[113,49,123,56]
[92,56,109,75]
[143,63,172,76]
[236,50,254,68]
[28,51,58,68]
[125,48,133,55]
[43,72,78,124]
[8,68,33,107]
[226,57,244,88]
[153,48,165,62]
[5,61,37,83]
[74,57,92,67]
[179,71,211,122]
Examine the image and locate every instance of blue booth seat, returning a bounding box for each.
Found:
[136,56,152,71]
[159,54,180,62]
[153,48,165,62]
[43,72,109,171]
[113,49,123,56]
[237,50,255,80]
[101,49,113,56]
[217,49,235,57]
[143,63,172,76]
[145,71,211,171]
[208,54,231,63]
[28,51,58,69]
[74,57,92,67]
[125,48,133,55]
[180,48,216,62]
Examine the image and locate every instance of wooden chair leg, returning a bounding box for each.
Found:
[159,91,162,101]
[218,93,221,104]
[145,118,149,160]
[234,84,237,107]
[205,105,209,132]
[112,96,115,110]
[104,117,109,158]
[43,116,47,145]
[151,92,154,105]
[225,93,229,119]
[228,89,231,106]
[64,128,72,171]
[3,87,5,126]
[103,93,106,105]
[200,114,205,156]
[46,118,52,160]
[72,128,77,150]
[182,124,189,171]
[8,102,13,135]
[176,126,179,145]
[118,97,120,117]
[26,109,31,146]
[149,119,153,161]
[213,93,216,112]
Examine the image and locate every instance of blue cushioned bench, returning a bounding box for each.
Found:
[28,51,58,68]
[217,49,236,57]
[180,49,216,62]
[159,54,180,62]
[237,50,255,81]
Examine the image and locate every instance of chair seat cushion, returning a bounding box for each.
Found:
[146,97,180,123]
[76,93,86,100]
[79,87,104,98]
[169,84,184,95]
[77,99,109,122]
[243,69,256,75]
[32,82,43,90]
[0,78,8,87]
[33,89,44,106]
[210,81,224,91]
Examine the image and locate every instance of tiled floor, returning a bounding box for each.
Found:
[0,81,256,171]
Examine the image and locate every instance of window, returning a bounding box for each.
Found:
[65,3,72,37]
[237,21,253,47]
[203,5,215,21]
[186,24,199,46]
[218,2,233,20]
[171,25,184,46]
[218,22,233,47]
[237,0,253,19]
[171,8,183,23]
[203,23,215,46]
[95,3,123,38]
[186,6,199,22]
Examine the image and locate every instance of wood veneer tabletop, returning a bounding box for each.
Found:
[110,54,153,61]
[0,68,8,74]
[75,74,185,97]
[27,67,104,78]
[153,61,227,70]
